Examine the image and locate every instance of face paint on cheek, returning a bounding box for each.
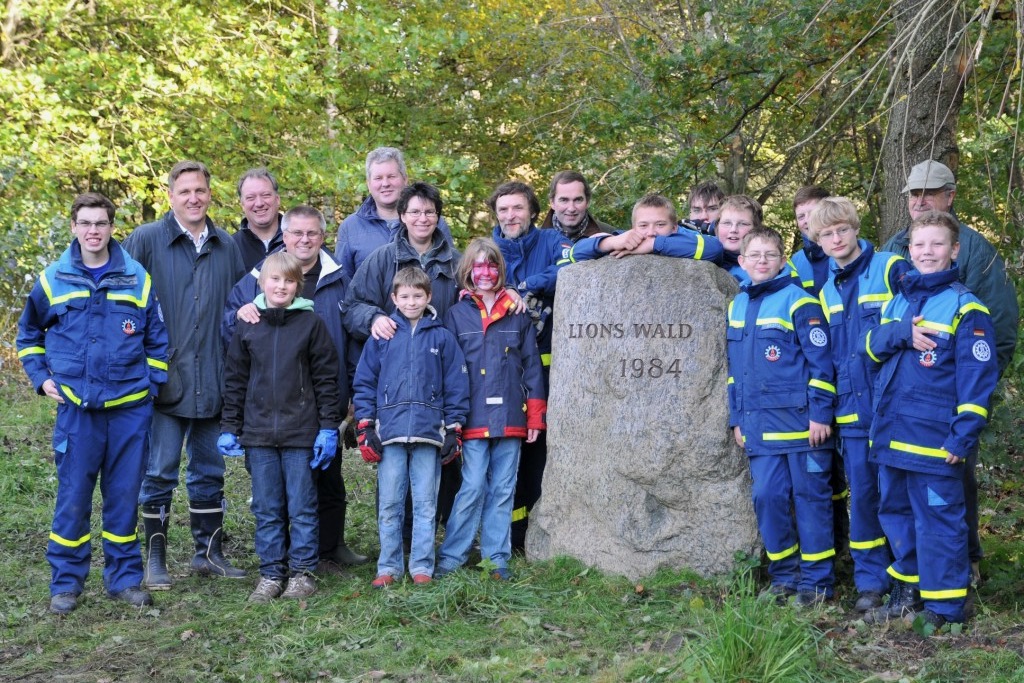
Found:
[472,262,500,284]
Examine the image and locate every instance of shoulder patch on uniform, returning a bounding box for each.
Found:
[972,340,992,362]
[809,327,827,347]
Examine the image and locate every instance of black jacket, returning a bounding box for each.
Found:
[221,297,343,448]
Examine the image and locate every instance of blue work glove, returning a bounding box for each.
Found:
[217,432,244,457]
[311,428,338,470]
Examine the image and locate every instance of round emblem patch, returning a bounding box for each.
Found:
[764,344,781,362]
[972,340,991,362]
[918,349,937,367]
[809,328,828,348]
[121,319,137,335]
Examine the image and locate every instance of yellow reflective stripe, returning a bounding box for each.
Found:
[107,273,152,307]
[887,566,919,583]
[102,530,138,543]
[882,255,901,298]
[920,587,969,600]
[958,301,990,317]
[18,346,46,358]
[801,279,814,289]
[801,548,836,562]
[790,296,819,316]
[694,235,705,260]
[50,532,91,547]
[729,320,744,328]
[850,537,887,550]
[755,317,794,330]
[727,376,735,385]
[766,542,799,561]
[865,330,881,363]
[148,358,168,371]
[540,353,551,367]
[836,413,859,424]
[827,303,843,314]
[764,431,810,441]
[511,506,528,522]
[61,385,82,406]
[809,378,836,394]
[831,488,849,501]
[890,440,948,459]
[917,320,953,334]
[104,389,150,409]
[957,404,988,419]
[858,292,891,305]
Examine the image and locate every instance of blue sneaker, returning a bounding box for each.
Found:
[490,567,511,581]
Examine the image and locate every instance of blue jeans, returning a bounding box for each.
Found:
[138,411,223,506]
[248,447,319,578]
[438,437,521,573]
[377,443,440,578]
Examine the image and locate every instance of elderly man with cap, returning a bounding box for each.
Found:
[882,159,1019,586]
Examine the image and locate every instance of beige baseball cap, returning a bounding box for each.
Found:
[902,160,956,193]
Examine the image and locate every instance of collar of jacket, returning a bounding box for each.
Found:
[900,264,961,296]
[238,215,284,239]
[159,211,221,247]
[829,239,875,280]
[60,237,129,277]
[742,269,795,298]
[394,227,453,264]
[491,223,540,250]
[389,305,441,330]
[801,235,827,262]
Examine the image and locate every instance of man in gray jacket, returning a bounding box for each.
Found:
[124,160,247,590]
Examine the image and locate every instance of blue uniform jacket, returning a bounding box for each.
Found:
[223,249,352,408]
[335,195,453,277]
[727,271,836,455]
[353,308,470,447]
[819,241,909,436]
[883,218,1018,374]
[17,239,169,410]
[789,238,830,295]
[444,290,547,440]
[343,227,461,341]
[568,228,724,264]
[863,265,999,477]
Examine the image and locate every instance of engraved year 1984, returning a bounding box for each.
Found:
[620,358,682,378]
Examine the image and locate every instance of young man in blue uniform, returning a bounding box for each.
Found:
[812,197,911,612]
[727,227,837,607]
[863,210,999,630]
[17,193,169,614]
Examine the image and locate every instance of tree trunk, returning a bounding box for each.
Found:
[880,0,967,243]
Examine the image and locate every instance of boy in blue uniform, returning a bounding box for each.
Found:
[353,267,470,587]
[568,194,722,263]
[862,210,999,629]
[17,193,169,614]
[726,227,837,607]
[812,198,911,612]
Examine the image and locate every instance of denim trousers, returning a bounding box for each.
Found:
[138,411,224,507]
[248,447,319,578]
[438,437,521,573]
[377,443,441,578]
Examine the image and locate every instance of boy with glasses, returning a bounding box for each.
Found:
[726,227,837,607]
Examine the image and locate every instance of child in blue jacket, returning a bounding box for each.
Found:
[812,198,911,613]
[353,267,470,588]
[862,210,999,629]
[436,238,547,580]
[727,228,837,607]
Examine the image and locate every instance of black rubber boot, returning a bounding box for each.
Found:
[331,503,368,566]
[141,504,172,590]
[189,499,246,579]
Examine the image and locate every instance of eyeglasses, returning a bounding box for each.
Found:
[817,225,855,241]
[742,252,782,262]
[75,220,112,229]
[285,230,323,240]
[404,209,438,219]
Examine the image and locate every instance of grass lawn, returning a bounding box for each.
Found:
[1,372,1022,683]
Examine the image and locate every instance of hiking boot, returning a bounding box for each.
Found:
[371,574,396,589]
[281,574,316,599]
[248,577,285,603]
[854,590,884,613]
[867,581,922,622]
[110,586,154,607]
[794,590,830,608]
[326,543,369,566]
[49,592,78,615]
[760,584,797,605]
[412,574,432,585]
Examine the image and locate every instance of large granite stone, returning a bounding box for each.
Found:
[527,255,761,579]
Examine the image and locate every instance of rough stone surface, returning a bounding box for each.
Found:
[527,255,761,579]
